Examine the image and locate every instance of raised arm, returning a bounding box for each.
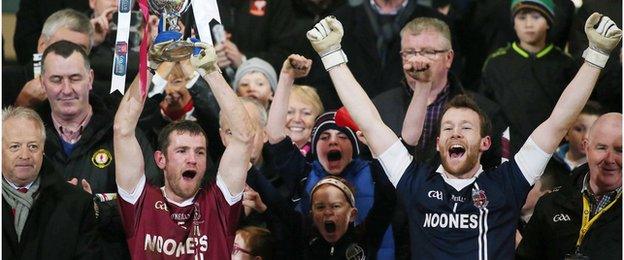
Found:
[192,42,254,195]
[307,17,399,156]
[114,72,151,193]
[530,13,621,153]
[401,58,433,146]
[266,54,312,144]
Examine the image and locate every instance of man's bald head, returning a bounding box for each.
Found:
[584,112,622,195]
[587,113,622,139]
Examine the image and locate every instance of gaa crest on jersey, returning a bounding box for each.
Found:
[345,243,365,260]
[471,188,489,209]
[92,148,113,169]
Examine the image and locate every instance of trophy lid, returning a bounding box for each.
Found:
[148,0,191,16]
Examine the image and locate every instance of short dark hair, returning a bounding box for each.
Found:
[237,226,275,259]
[581,100,604,117]
[158,120,207,154]
[440,94,491,137]
[41,40,90,74]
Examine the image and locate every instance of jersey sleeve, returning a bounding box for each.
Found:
[209,176,243,237]
[117,174,147,237]
[514,137,552,186]
[216,174,243,206]
[377,139,414,187]
[265,136,309,191]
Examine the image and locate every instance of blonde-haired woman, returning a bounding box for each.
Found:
[267,54,323,157]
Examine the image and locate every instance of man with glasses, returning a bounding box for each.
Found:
[373,17,505,168]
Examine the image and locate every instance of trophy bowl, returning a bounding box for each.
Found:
[149,0,194,62]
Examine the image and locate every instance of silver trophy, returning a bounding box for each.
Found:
[149,0,195,61]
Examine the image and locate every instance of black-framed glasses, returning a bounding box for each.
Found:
[232,244,255,256]
[400,49,449,60]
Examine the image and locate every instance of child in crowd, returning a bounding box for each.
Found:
[233,58,278,109]
[232,226,275,260]
[480,0,575,155]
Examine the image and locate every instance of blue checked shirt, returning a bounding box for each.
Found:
[581,173,622,217]
[417,85,450,152]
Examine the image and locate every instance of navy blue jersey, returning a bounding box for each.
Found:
[397,160,531,259]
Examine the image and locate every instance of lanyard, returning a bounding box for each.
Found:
[575,191,621,248]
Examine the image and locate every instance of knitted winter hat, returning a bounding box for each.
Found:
[232,57,277,93]
[511,0,555,26]
[311,111,360,158]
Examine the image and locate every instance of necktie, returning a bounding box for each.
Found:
[17,187,28,193]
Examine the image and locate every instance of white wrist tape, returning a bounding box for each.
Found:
[148,73,168,98]
[321,49,348,71]
[582,47,609,68]
[185,71,200,89]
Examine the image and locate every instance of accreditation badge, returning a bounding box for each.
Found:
[92,149,113,169]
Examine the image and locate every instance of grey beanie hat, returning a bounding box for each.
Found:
[232,58,278,93]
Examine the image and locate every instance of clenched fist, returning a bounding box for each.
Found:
[307,16,348,70]
[583,13,622,68]
[403,57,432,83]
[281,54,312,79]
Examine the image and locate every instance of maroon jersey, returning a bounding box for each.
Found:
[118,178,241,260]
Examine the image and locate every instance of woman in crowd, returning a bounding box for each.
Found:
[268,54,323,157]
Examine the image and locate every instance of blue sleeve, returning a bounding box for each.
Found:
[396,161,426,204]
[265,136,309,195]
[488,160,532,211]
[245,168,303,257]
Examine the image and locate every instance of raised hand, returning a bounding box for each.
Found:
[281,54,312,79]
[190,42,218,76]
[215,43,232,68]
[223,40,245,68]
[307,16,348,70]
[15,78,47,107]
[583,13,622,68]
[403,56,432,83]
[90,7,117,47]
[242,185,268,216]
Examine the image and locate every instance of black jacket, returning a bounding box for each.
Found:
[139,76,223,164]
[479,42,575,155]
[37,96,160,260]
[305,227,366,260]
[267,137,403,259]
[288,0,347,111]
[516,164,622,260]
[12,0,90,65]
[458,0,575,90]
[373,73,504,169]
[2,62,33,108]
[2,161,101,259]
[568,0,622,113]
[200,0,297,72]
[306,2,444,110]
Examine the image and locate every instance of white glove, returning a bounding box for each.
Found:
[306,16,348,70]
[190,42,219,76]
[582,13,622,68]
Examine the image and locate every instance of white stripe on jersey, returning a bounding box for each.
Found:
[474,183,489,260]
[484,207,489,260]
[478,207,483,260]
